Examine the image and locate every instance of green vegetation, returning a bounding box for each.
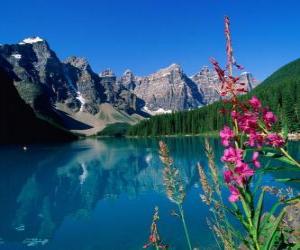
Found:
[128,58,300,136]
[97,123,130,137]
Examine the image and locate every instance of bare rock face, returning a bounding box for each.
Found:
[118,64,258,114]
[0,37,70,114]
[191,66,220,105]
[119,64,204,113]
[63,56,104,114]
[239,72,257,91]
[0,38,141,117]
[99,69,139,114]
[119,69,136,91]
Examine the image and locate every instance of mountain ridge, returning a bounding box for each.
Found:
[0,36,257,138]
[128,57,300,136]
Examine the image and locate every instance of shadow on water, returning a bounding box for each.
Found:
[0,137,299,249]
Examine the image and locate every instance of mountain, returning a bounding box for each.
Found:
[0,36,256,138]
[191,67,257,105]
[128,58,300,136]
[191,66,221,104]
[119,64,204,114]
[0,37,144,136]
[0,67,76,144]
[118,64,256,114]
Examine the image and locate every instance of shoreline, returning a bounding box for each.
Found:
[288,133,300,141]
[96,132,300,141]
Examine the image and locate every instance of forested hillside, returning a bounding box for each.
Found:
[128,58,300,136]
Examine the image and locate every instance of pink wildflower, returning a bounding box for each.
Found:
[235,161,254,185]
[228,186,240,202]
[266,133,285,147]
[224,170,233,183]
[252,152,261,168]
[263,111,277,129]
[246,132,264,148]
[231,110,238,119]
[237,112,258,134]
[249,96,262,110]
[220,126,235,146]
[221,147,243,163]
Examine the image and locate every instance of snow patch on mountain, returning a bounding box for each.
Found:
[143,106,172,115]
[76,92,86,111]
[19,37,44,45]
[11,54,22,59]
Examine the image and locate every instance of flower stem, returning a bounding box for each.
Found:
[239,193,260,250]
[178,204,193,250]
[280,147,300,168]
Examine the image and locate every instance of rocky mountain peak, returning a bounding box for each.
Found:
[191,66,220,104]
[118,69,136,91]
[157,63,182,75]
[100,69,115,77]
[239,71,257,91]
[168,63,181,70]
[18,36,45,45]
[123,69,134,77]
[64,56,91,71]
[121,69,135,82]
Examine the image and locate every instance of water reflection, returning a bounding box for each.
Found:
[0,138,298,249]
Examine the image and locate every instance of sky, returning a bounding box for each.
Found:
[0,0,300,80]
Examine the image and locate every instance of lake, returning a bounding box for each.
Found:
[0,137,299,250]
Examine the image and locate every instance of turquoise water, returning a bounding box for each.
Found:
[0,137,299,250]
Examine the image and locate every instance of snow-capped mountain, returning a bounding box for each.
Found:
[0,37,257,136]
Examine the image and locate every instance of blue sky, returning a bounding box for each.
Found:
[0,0,299,80]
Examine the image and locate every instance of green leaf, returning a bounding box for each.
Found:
[262,209,285,250]
[259,201,281,234]
[275,178,300,183]
[284,195,300,203]
[258,166,300,173]
[253,175,263,195]
[291,243,300,250]
[253,190,265,238]
[262,152,297,166]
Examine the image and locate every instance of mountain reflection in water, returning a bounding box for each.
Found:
[0,137,299,250]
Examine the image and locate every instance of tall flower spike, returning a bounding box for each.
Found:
[204,139,220,193]
[159,141,186,205]
[198,163,213,205]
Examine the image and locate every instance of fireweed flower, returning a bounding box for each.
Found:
[263,111,277,129]
[266,133,285,148]
[237,112,258,134]
[246,132,264,148]
[228,186,240,202]
[212,56,289,204]
[248,96,261,110]
[234,161,254,185]
[231,110,238,119]
[210,58,247,97]
[221,147,243,164]
[220,126,235,146]
[252,152,261,168]
[224,170,233,184]
[223,162,254,187]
